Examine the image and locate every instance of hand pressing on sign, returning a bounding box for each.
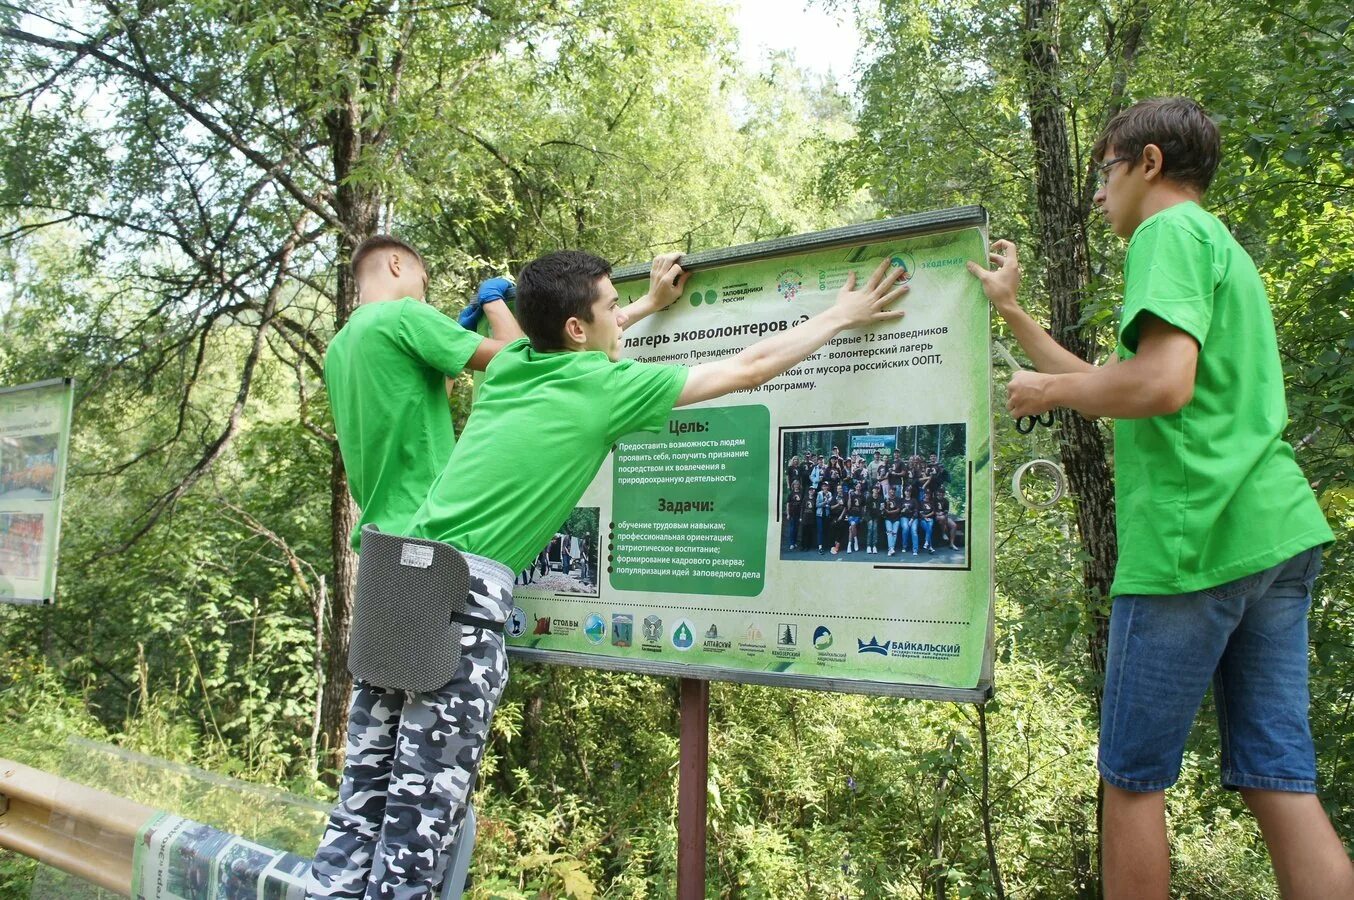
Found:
[615,252,691,329]
[967,238,1022,317]
[675,258,910,408]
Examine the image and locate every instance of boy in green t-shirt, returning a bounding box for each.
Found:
[323,235,524,550]
[310,249,908,899]
[969,97,1352,898]
[309,234,524,899]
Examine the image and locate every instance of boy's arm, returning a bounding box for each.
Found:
[1008,314,1198,419]
[465,278,526,371]
[482,297,525,343]
[967,240,1098,375]
[621,252,690,326]
[676,259,909,407]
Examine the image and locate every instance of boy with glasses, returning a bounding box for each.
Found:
[969,97,1351,898]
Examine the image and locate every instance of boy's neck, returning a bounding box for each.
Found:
[359,288,422,305]
[1132,184,1204,235]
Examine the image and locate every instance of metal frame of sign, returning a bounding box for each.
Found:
[503,208,994,702]
[0,377,76,606]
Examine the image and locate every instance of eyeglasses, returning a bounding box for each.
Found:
[1096,155,1134,186]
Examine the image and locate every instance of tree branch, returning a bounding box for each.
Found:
[0,25,343,231]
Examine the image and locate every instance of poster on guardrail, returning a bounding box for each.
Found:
[132,812,309,900]
[502,209,994,699]
[0,378,74,605]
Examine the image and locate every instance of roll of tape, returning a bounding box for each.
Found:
[1012,458,1067,510]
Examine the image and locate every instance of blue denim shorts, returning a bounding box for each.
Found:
[1098,546,1323,793]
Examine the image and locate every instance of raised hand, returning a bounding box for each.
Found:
[832,258,911,329]
[458,276,516,329]
[647,252,690,312]
[966,239,1021,316]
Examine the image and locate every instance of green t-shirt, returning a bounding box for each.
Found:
[1111,201,1332,596]
[324,298,483,551]
[408,339,688,572]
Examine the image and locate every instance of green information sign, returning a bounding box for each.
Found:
[0,378,75,606]
[503,208,994,701]
[611,406,770,597]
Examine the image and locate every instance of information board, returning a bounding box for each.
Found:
[0,378,74,605]
[503,208,994,700]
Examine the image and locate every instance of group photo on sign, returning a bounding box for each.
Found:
[1,0,1352,896]
[779,424,967,564]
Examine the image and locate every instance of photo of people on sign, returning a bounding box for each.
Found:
[514,505,600,597]
[779,424,967,566]
[0,512,43,581]
[0,432,59,500]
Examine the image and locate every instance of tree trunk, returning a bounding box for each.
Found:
[1021,0,1118,678]
[321,457,360,777]
[318,88,382,776]
[1020,0,1121,890]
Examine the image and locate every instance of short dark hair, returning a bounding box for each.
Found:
[1093,97,1221,193]
[352,234,426,279]
[516,250,612,351]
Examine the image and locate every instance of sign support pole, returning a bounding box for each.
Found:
[677,677,709,899]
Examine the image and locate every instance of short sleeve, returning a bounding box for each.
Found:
[605,360,689,443]
[1119,217,1215,354]
[398,300,484,376]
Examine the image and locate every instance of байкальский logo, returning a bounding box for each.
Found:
[857,635,889,655]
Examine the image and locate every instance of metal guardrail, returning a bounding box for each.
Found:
[0,757,154,895]
[0,756,475,899]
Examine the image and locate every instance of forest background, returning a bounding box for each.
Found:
[0,0,1350,896]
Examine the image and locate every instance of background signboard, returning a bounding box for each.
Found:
[0,378,75,605]
[503,208,993,700]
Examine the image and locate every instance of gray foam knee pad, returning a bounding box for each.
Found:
[349,525,470,692]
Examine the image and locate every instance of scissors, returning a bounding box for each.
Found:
[992,340,1066,510]
[992,341,1055,434]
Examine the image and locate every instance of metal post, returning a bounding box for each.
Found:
[677,677,709,899]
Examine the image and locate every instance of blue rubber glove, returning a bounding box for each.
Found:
[458,276,516,330]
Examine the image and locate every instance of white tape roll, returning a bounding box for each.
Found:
[1011,458,1067,510]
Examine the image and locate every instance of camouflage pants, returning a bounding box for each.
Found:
[307,559,513,900]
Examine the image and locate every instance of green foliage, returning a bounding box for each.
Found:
[0,0,1351,895]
